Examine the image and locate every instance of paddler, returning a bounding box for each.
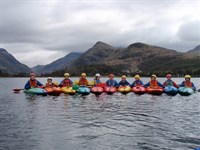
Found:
[130,74,144,87]
[24,73,43,90]
[179,75,196,91]
[59,73,73,87]
[144,74,164,88]
[91,73,102,86]
[119,75,130,86]
[74,73,90,86]
[163,73,179,88]
[106,74,119,87]
[44,77,58,88]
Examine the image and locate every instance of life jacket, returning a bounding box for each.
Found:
[61,79,72,87]
[78,78,88,86]
[29,79,38,88]
[108,79,115,86]
[45,83,56,88]
[150,80,158,88]
[164,80,173,86]
[134,80,141,86]
[93,79,101,86]
[184,81,192,88]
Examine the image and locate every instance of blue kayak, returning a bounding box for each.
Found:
[178,87,194,96]
[24,88,47,96]
[76,86,90,95]
[164,86,178,96]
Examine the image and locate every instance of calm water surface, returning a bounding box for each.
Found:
[0,77,200,150]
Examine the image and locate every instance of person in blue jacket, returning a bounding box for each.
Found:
[119,75,130,86]
[144,74,164,88]
[130,74,144,87]
[179,75,196,91]
[106,74,119,87]
[24,73,43,90]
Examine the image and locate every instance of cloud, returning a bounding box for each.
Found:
[1,0,200,67]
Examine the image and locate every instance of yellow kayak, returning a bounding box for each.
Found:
[118,86,131,94]
[61,87,76,95]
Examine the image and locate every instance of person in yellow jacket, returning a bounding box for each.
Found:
[74,73,90,86]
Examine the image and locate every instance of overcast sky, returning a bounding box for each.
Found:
[1,0,200,67]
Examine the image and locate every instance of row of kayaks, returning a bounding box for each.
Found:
[23,85,195,96]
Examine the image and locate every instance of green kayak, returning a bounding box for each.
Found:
[24,88,47,96]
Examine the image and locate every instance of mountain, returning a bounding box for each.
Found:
[0,48,32,75]
[32,52,82,74]
[187,45,200,55]
[69,41,187,75]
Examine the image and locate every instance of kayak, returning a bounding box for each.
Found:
[132,86,146,94]
[118,86,131,94]
[24,88,47,96]
[104,86,117,94]
[45,87,62,96]
[77,86,90,95]
[146,87,163,95]
[178,87,194,96]
[164,86,178,96]
[91,86,104,95]
[61,87,76,95]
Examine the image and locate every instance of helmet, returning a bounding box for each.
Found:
[47,77,52,80]
[95,73,100,77]
[64,73,70,77]
[166,74,172,78]
[109,73,114,77]
[185,75,191,79]
[121,75,126,78]
[134,75,140,79]
[30,73,35,76]
[151,74,157,78]
[81,73,86,76]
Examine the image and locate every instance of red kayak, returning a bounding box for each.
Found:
[132,86,146,94]
[146,87,163,95]
[104,86,117,94]
[45,87,62,96]
[91,86,104,95]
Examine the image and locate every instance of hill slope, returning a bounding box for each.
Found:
[0,48,31,75]
[32,52,82,74]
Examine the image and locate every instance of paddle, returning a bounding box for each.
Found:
[13,88,24,92]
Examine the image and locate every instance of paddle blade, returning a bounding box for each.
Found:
[13,88,23,92]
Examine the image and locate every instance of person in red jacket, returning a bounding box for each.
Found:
[24,73,43,90]
[44,77,58,88]
[59,73,73,87]
[144,74,164,88]
[163,73,179,88]
[179,75,196,91]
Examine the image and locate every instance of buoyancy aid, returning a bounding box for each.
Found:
[184,81,192,88]
[93,79,101,85]
[150,80,158,88]
[61,79,72,87]
[78,78,88,86]
[134,80,141,86]
[29,79,38,88]
[108,80,115,86]
[164,80,173,86]
[45,83,56,88]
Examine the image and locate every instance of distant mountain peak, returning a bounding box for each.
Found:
[0,48,8,53]
[187,44,200,53]
[127,42,149,49]
[93,41,114,49]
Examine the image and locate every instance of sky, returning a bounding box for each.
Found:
[0,0,200,67]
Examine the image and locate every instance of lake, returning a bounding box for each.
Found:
[0,77,200,150]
